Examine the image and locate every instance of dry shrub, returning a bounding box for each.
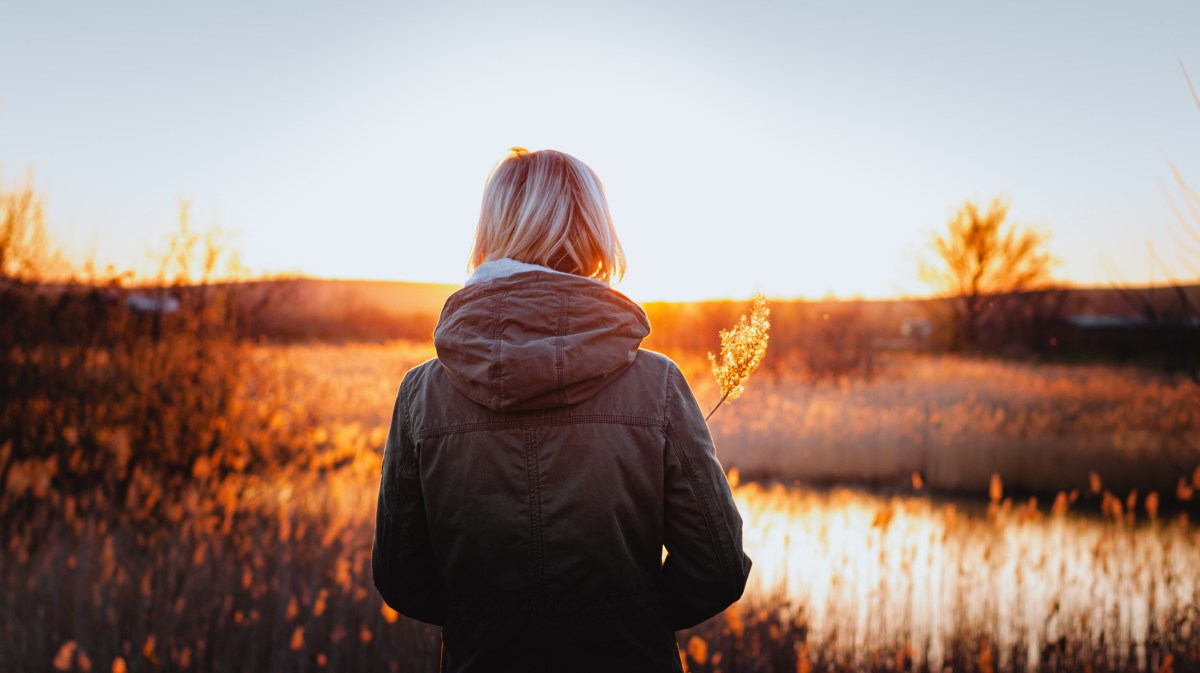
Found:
[1,341,438,671]
[0,201,301,528]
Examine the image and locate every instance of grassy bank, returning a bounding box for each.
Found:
[686,352,1199,499]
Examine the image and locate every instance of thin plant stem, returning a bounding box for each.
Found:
[705,391,730,422]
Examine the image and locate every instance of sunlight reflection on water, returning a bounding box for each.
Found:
[735,483,1199,672]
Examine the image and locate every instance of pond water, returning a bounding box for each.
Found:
[733,482,1199,672]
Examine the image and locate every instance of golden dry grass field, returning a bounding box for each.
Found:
[3,341,1199,672]
[694,353,1200,496]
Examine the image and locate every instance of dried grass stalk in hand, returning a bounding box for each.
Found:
[706,293,770,421]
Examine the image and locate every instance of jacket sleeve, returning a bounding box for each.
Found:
[660,362,753,630]
[372,377,447,626]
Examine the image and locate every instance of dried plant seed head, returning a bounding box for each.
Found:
[706,294,770,419]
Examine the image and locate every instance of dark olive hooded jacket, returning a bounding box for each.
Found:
[372,268,752,673]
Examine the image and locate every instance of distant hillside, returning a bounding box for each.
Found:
[230,279,1198,353]
[9,276,1197,373]
[234,277,459,341]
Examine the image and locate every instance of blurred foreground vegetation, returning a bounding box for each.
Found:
[5,342,1199,672]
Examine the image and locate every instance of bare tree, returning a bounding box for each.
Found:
[921,196,1057,350]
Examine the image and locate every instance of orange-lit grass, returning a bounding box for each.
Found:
[681,352,1200,496]
[4,342,1200,672]
[1,341,440,672]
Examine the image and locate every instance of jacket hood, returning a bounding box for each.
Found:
[433,270,651,413]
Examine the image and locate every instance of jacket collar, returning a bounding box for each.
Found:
[465,258,607,288]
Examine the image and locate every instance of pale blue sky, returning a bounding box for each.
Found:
[2,1,1199,301]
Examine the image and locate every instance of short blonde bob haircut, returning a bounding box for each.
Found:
[470,147,625,283]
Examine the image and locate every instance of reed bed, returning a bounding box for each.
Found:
[723,481,1199,673]
[3,342,1199,672]
[686,353,1200,496]
[7,465,1197,672]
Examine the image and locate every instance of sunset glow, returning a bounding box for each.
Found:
[2,2,1199,301]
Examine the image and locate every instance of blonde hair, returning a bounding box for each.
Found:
[469,147,625,283]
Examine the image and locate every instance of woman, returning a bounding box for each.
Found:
[373,147,752,673]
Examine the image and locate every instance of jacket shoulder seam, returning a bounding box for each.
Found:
[663,361,737,591]
[662,361,677,430]
[664,426,736,590]
[398,367,421,447]
[396,369,424,474]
